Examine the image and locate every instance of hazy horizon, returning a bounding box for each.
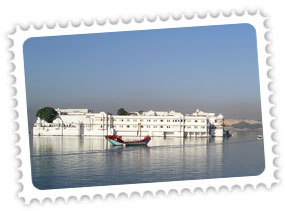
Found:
[24,23,262,127]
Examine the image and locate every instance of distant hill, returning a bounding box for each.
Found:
[224,119,262,129]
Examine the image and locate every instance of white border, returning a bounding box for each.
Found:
[9,11,277,204]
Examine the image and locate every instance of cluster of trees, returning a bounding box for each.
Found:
[36,107,58,123]
[117,108,129,115]
[117,108,144,116]
[231,121,262,129]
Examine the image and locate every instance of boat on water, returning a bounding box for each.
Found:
[105,135,151,146]
[257,135,263,141]
[223,129,232,137]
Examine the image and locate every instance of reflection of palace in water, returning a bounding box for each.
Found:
[32,135,225,180]
[32,136,109,156]
[32,136,225,154]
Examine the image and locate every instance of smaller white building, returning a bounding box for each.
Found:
[33,108,224,137]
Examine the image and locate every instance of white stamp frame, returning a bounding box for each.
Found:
[9,11,277,204]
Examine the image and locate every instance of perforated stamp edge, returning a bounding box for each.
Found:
[8,9,278,204]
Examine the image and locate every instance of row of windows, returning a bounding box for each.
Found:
[114,119,206,123]
[88,117,210,123]
[188,132,207,135]
[113,125,206,129]
[84,124,207,129]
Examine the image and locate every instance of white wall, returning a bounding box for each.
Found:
[33,110,223,137]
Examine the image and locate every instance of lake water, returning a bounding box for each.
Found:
[30,130,265,190]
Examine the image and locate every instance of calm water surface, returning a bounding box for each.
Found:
[30,130,265,189]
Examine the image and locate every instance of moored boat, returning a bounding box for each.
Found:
[257,135,263,141]
[105,135,124,146]
[105,135,151,146]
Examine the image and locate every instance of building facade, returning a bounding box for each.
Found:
[33,109,224,137]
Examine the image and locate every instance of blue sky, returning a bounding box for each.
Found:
[24,23,262,125]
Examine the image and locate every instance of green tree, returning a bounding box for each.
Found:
[117,108,129,115]
[36,107,58,123]
[138,110,144,115]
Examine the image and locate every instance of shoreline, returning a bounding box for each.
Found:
[225,127,263,132]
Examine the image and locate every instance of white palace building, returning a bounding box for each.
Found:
[33,109,224,137]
